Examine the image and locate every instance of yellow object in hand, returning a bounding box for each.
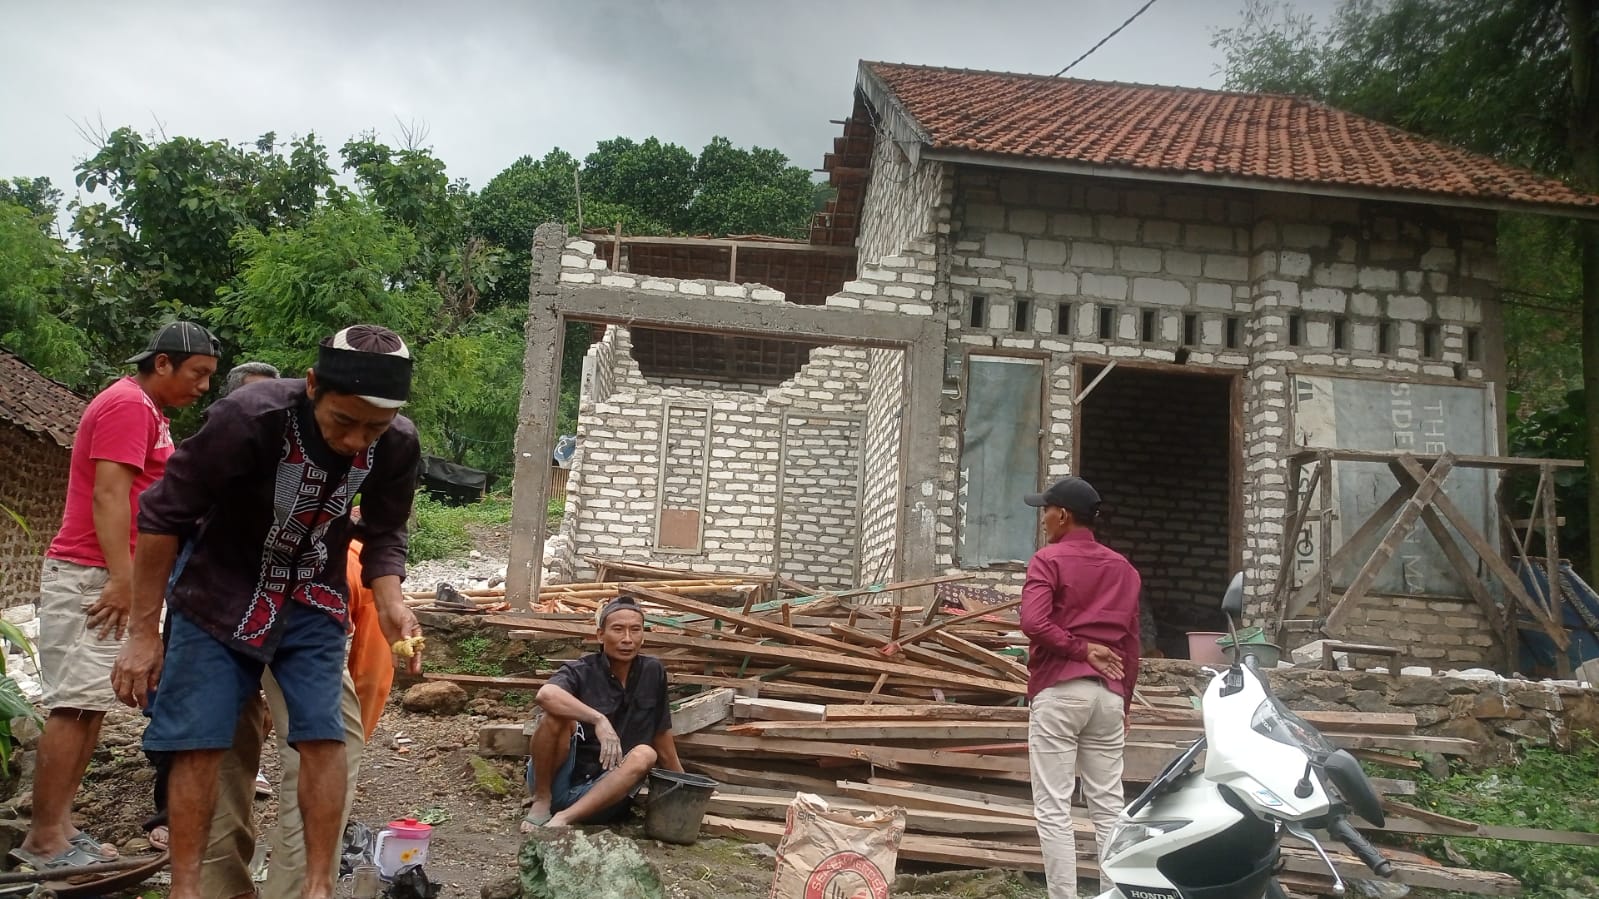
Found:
[391,635,426,658]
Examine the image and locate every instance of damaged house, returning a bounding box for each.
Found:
[508,63,1597,670]
[0,352,85,608]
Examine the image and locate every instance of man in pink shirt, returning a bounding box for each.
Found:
[16,322,218,871]
[1020,476,1142,899]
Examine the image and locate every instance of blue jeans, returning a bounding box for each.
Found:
[143,604,347,751]
[525,734,637,823]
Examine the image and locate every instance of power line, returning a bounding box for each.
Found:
[1053,0,1161,78]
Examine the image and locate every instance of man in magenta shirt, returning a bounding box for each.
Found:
[16,322,217,871]
[1020,476,1142,899]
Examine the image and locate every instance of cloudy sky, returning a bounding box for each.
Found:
[3,0,1342,204]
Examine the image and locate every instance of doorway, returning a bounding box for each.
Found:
[1077,364,1238,659]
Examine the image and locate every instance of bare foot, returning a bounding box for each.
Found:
[149,825,170,851]
[519,799,553,834]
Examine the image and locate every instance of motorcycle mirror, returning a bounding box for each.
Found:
[1220,572,1245,622]
[1324,749,1386,827]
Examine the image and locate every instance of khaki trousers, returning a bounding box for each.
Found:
[202,668,364,899]
[1028,678,1126,899]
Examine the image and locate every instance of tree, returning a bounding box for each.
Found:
[219,198,440,374]
[0,177,63,229]
[71,129,338,363]
[406,306,527,476]
[0,202,91,387]
[685,137,815,238]
[1215,0,1599,581]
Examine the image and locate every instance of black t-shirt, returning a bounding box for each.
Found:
[547,652,673,782]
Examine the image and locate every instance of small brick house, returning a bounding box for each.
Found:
[539,63,1598,668]
[0,352,85,608]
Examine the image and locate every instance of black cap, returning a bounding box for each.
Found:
[1024,476,1102,520]
[126,321,221,364]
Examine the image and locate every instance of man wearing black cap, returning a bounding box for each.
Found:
[520,595,684,830]
[1020,476,1142,899]
[15,321,218,871]
[111,325,424,899]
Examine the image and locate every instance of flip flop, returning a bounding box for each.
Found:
[9,842,115,872]
[521,808,553,829]
[66,833,118,861]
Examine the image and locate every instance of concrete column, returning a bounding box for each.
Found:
[505,222,568,608]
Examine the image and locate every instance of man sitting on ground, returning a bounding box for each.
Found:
[521,596,683,830]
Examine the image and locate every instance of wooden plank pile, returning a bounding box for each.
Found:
[471,579,1531,896]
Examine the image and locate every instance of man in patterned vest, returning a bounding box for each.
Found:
[112,325,424,899]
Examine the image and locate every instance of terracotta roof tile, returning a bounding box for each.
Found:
[864,63,1599,212]
[0,351,87,448]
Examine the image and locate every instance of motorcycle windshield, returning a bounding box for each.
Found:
[1245,658,1336,755]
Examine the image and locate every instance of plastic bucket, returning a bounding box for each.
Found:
[1224,642,1284,667]
[1216,626,1267,648]
[1187,631,1230,664]
[643,768,718,845]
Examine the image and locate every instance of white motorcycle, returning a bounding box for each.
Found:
[1092,574,1399,899]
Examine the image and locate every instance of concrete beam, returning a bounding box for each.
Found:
[551,288,937,347]
[504,226,946,607]
[504,223,567,608]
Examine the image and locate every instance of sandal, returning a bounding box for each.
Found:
[66,832,118,861]
[10,842,115,871]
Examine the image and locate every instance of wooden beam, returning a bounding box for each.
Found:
[671,687,735,735]
[879,597,1024,656]
[622,584,887,661]
[731,696,826,721]
[1323,454,1456,632]
[1289,448,1582,470]
[1285,483,1412,618]
[826,622,1003,680]
[492,616,1028,696]
[670,673,925,705]
[824,704,1030,721]
[1392,455,1568,649]
[929,630,1032,682]
[676,732,1033,779]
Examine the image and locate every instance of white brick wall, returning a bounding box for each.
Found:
[857,349,905,583]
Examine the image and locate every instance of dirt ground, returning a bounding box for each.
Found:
[14,689,1046,899]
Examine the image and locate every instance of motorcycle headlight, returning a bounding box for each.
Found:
[1103,818,1190,860]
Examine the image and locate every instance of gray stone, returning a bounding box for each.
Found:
[520,829,664,899]
[1350,691,1391,713]
[1050,213,1094,238]
[1388,295,1432,320]
[1009,209,1048,234]
[1132,277,1191,306]
[963,203,1006,230]
[1080,273,1128,300]
[1070,241,1115,269]
[984,233,1025,259]
[1512,688,1563,712]
[1120,246,1163,272]
[1031,269,1076,296]
[403,681,470,715]
[1025,239,1068,265]
[1301,288,1346,313]
[1390,679,1450,707]
[1196,283,1233,310]
[1164,250,1203,277]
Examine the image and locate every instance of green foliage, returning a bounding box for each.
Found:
[70,128,338,368]
[220,198,441,373]
[1403,740,1599,898]
[408,494,513,563]
[453,635,505,677]
[685,136,815,237]
[1509,389,1591,575]
[0,202,93,387]
[0,176,64,226]
[409,307,525,477]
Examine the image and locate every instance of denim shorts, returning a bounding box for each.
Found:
[525,734,639,823]
[143,603,348,752]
